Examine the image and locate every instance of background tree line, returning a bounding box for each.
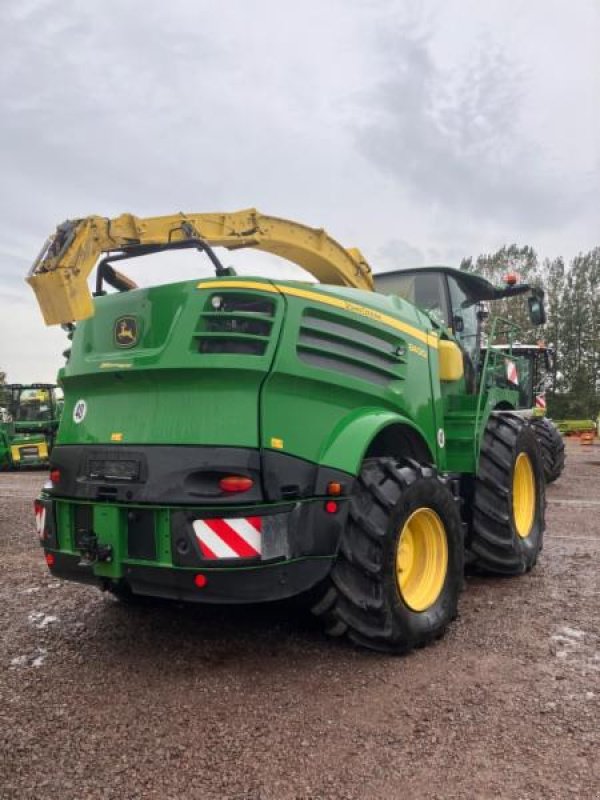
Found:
[461,245,600,419]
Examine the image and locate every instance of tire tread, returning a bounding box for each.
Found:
[312,457,463,653]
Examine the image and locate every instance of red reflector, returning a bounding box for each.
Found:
[34,499,43,515]
[45,553,55,567]
[194,573,207,588]
[50,469,61,484]
[219,476,254,493]
[325,501,338,514]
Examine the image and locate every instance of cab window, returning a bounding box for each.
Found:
[447,276,478,362]
[376,271,449,328]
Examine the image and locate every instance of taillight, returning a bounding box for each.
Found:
[49,469,61,484]
[194,573,207,588]
[325,501,338,514]
[45,553,55,567]
[219,476,254,493]
[34,499,43,515]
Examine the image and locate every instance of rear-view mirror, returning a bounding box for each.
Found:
[528,295,546,326]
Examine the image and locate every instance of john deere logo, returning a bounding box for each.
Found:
[115,316,138,348]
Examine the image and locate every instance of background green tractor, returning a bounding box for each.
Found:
[28,210,548,653]
[478,344,565,483]
[0,405,12,469]
[0,384,62,469]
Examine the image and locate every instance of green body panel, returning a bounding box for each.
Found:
[443,388,524,473]
[92,506,124,578]
[316,408,432,476]
[55,276,526,478]
[53,500,155,573]
[58,278,447,473]
[259,282,443,471]
[55,501,74,550]
[58,369,265,448]
[443,395,480,473]
[58,281,285,448]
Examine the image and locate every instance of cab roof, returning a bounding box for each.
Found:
[374,266,530,303]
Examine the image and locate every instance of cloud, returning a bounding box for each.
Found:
[355,19,592,228]
[0,0,598,383]
[0,289,65,383]
[0,0,378,288]
[376,238,425,270]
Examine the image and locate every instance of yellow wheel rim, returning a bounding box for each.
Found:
[395,508,448,612]
[513,452,536,538]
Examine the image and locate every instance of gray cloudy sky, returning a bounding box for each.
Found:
[1,0,598,382]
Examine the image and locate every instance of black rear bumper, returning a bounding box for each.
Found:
[39,488,348,604]
[40,443,353,605]
[46,551,334,604]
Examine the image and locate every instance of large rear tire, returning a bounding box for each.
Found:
[312,458,464,654]
[470,413,545,575]
[531,417,566,483]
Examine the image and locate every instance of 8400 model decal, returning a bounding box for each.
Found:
[409,343,428,360]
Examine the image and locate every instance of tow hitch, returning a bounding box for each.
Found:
[77,531,113,566]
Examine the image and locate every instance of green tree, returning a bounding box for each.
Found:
[460,244,542,342]
[560,249,600,417]
[539,257,565,394]
[461,245,599,419]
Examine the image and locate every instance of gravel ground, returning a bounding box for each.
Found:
[1,439,599,800]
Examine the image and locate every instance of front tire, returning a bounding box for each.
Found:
[312,458,464,654]
[470,413,545,575]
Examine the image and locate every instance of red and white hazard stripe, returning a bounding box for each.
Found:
[192,517,262,560]
[34,504,46,541]
[505,359,519,385]
[535,393,546,410]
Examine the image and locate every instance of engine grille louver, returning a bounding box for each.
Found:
[193,293,276,356]
[297,308,406,386]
